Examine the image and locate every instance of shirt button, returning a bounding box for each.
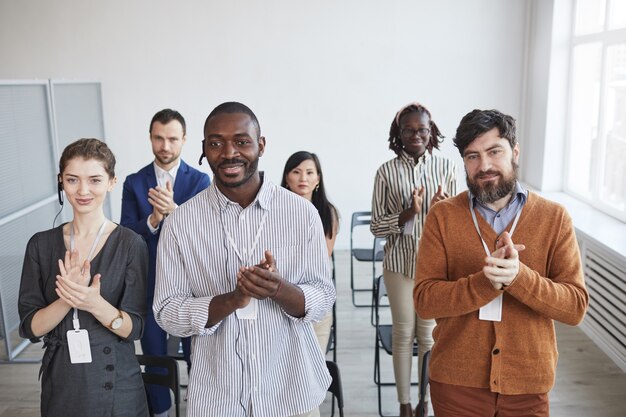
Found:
[493,348,500,355]
[104,382,113,390]
[103,347,111,354]
[493,380,498,385]
[105,365,114,371]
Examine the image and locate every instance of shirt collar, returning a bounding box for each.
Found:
[469,181,527,210]
[398,149,430,166]
[210,172,274,211]
[153,161,180,180]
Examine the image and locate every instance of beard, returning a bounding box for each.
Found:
[467,159,519,205]
[155,151,180,166]
[210,157,260,188]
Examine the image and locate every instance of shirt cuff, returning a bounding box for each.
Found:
[146,216,159,234]
[189,296,217,335]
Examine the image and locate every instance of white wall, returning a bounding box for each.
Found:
[0,0,529,249]
[521,0,571,191]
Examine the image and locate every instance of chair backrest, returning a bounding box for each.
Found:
[374,275,391,326]
[373,237,386,262]
[351,211,371,228]
[136,354,181,417]
[376,274,388,301]
[350,211,372,250]
[326,360,344,417]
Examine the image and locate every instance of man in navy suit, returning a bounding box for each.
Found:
[121,109,210,417]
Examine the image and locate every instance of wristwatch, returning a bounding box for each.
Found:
[108,310,123,330]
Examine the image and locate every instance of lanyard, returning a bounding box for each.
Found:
[222,209,268,321]
[69,220,108,330]
[469,200,522,258]
[469,197,522,322]
[223,210,269,266]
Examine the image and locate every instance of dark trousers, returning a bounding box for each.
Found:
[141,311,191,414]
[430,380,549,417]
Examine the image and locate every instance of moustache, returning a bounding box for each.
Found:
[476,170,500,179]
[218,159,247,168]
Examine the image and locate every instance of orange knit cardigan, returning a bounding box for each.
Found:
[414,191,588,394]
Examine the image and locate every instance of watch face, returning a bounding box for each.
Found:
[111,317,123,330]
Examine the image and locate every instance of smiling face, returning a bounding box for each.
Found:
[285,159,320,201]
[150,120,186,170]
[61,157,116,215]
[399,111,431,158]
[463,127,520,209]
[203,112,265,203]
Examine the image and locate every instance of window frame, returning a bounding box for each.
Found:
[563,0,626,223]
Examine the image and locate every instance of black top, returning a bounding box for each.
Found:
[18,224,149,417]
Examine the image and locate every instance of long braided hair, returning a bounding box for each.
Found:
[388,102,444,156]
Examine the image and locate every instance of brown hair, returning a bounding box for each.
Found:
[58,138,116,178]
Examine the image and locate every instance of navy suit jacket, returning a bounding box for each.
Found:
[121,160,210,304]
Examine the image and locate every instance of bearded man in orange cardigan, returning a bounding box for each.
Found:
[414,109,588,417]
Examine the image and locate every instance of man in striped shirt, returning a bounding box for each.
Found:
[153,102,335,417]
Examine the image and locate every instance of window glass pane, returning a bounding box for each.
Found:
[600,43,626,212]
[0,202,61,345]
[567,43,602,198]
[0,85,56,218]
[608,0,626,30]
[575,0,606,35]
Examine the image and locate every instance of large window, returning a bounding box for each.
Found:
[565,0,626,222]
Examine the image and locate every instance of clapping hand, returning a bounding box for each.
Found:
[430,185,450,206]
[483,232,526,290]
[56,249,103,312]
[237,250,283,300]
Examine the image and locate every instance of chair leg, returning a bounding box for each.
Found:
[416,350,431,417]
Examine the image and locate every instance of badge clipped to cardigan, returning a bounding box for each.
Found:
[66,221,107,363]
[223,211,269,320]
[469,198,522,322]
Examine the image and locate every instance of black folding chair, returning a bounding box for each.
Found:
[326,252,337,362]
[136,354,181,417]
[350,211,384,307]
[326,360,344,417]
[373,275,425,417]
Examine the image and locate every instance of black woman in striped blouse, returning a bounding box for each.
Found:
[370,102,457,417]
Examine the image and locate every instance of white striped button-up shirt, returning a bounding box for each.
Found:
[154,178,335,417]
[371,150,457,278]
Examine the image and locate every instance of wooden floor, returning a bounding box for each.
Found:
[1,250,625,416]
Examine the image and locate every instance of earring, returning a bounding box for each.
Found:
[315,184,320,192]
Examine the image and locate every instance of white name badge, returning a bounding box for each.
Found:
[235,298,258,320]
[479,294,503,322]
[67,329,93,364]
[403,217,415,235]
